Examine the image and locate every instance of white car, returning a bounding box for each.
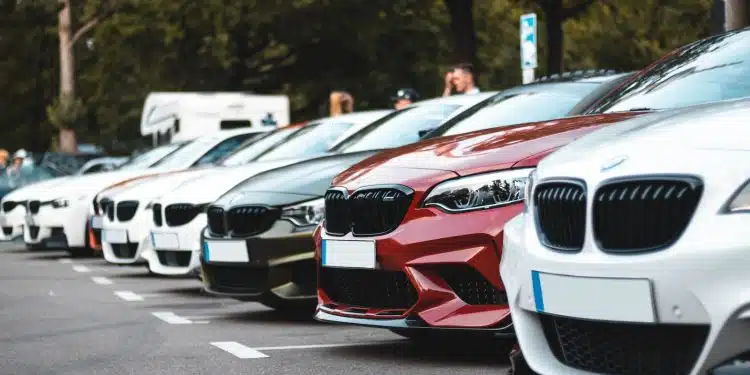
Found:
[99,110,392,272]
[24,128,268,254]
[501,99,750,375]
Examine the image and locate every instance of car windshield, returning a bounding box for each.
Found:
[220,126,307,166]
[438,85,599,137]
[253,121,353,162]
[118,142,187,170]
[0,165,59,190]
[587,30,750,113]
[333,104,462,153]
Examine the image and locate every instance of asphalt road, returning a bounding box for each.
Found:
[0,241,513,375]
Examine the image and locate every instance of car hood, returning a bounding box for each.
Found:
[104,168,217,202]
[213,151,381,207]
[332,111,647,185]
[159,157,309,205]
[541,100,750,169]
[1,176,74,202]
[30,168,184,201]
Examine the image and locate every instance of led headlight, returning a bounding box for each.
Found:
[52,194,86,209]
[724,180,750,213]
[422,168,534,213]
[280,198,325,227]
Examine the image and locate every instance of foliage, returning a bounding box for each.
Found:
[0,0,716,152]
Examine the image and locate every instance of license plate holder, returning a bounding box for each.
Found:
[204,240,249,263]
[103,229,128,244]
[321,239,376,269]
[151,232,179,249]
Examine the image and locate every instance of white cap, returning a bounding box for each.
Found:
[13,149,27,159]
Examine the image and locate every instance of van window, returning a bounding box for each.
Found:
[220,120,252,130]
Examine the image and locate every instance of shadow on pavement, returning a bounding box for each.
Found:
[327,337,514,366]
[218,309,317,325]
[152,286,216,298]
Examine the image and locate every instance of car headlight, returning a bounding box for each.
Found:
[422,168,534,213]
[52,195,87,209]
[280,198,325,227]
[724,180,750,213]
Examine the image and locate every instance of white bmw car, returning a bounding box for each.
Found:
[24,128,268,254]
[99,110,392,272]
[501,99,750,375]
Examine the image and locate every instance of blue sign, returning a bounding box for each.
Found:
[520,13,538,69]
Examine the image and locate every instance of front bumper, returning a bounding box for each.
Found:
[24,201,89,248]
[100,208,151,265]
[144,214,206,276]
[315,204,522,333]
[501,212,750,375]
[200,220,317,303]
[0,206,24,240]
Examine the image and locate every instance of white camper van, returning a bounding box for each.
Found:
[140,92,290,145]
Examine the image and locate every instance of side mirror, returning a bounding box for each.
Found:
[418,128,436,138]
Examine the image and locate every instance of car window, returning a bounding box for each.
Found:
[220,126,306,166]
[80,163,109,174]
[192,133,259,166]
[0,165,58,189]
[335,104,461,153]
[587,30,750,113]
[253,122,353,162]
[439,91,590,136]
[152,137,226,169]
[118,142,187,170]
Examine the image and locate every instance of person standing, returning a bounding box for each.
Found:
[0,149,8,172]
[329,91,354,117]
[391,88,420,110]
[5,149,27,187]
[442,63,480,97]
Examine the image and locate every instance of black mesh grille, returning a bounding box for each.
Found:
[203,263,268,294]
[323,190,349,235]
[156,250,191,267]
[227,206,279,237]
[111,243,138,259]
[323,186,413,237]
[540,315,708,375]
[534,181,587,251]
[165,203,201,227]
[28,225,40,239]
[2,201,16,213]
[28,200,40,214]
[593,177,702,253]
[152,203,162,227]
[438,265,508,305]
[116,201,139,222]
[207,206,226,236]
[319,267,418,309]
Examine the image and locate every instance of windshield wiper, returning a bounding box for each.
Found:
[623,107,658,112]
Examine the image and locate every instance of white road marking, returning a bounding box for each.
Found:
[114,291,144,301]
[253,341,404,351]
[72,265,91,273]
[58,258,73,264]
[91,276,113,285]
[151,312,193,324]
[211,342,269,359]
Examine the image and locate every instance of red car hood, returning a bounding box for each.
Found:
[334,111,646,187]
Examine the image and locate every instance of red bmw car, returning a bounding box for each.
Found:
[312,111,647,339]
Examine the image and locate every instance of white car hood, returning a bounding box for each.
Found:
[542,101,750,170]
[30,168,185,201]
[108,168,217,202]
[161,158,308,204]
[2,176,73,202]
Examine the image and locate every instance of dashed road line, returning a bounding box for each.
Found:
[72,265,91,273]
[58,258,73,264]
[91,276,113,285]
[114,291,144,302]
[211,342,269,359]
[151,312,193,324]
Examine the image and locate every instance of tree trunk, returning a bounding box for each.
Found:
[544,1,564,75]
[443,0,479,75]
[58,0,78,153]
[725,0,748,31]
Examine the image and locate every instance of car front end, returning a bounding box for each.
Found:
[502,101,750,375]
[0,178,71,241]
[145,160,301,276]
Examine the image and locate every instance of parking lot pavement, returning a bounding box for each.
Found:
[0,241,512,375]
